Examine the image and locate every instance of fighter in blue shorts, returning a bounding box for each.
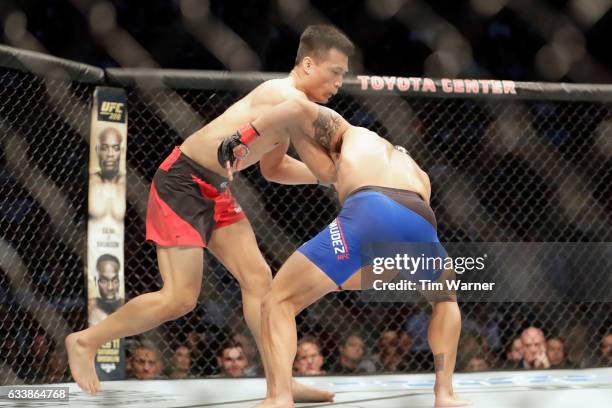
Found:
[218,99,469,408]
[298,183,445,290]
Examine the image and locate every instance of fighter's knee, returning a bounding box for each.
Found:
[261,291,284,315]
[261,292,277,313]
[261,291,296,317]
[168,298,197,318]
[161,290,198,319]
[239,265,272,295]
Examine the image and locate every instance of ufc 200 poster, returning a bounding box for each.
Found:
[87,87,127,380]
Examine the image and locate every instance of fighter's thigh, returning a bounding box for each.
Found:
[269,252,337,314]
[207,218,272,285]
[156,245,204,298]
[343,265,403,291]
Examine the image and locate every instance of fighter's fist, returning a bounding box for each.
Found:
[217,123,260,180]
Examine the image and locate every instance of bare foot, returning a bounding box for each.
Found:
[291,379,335,403]
[65,332,101,395]
[435,394,472,407]
[254,397,294,408]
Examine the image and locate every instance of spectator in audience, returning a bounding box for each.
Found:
[45,350,69,383]
[507,337,523,364]
[124,339,134,378]
[546,337,568,368]
[565,325,596,368]
[459,330,486,356]
[330,333,376,374]
[378,330,398,350]
[404,307,429,353]
[294,336,326,376]
[232,332,260,376]
[1,337,21,375]
[404,307,434,371]
[24,333,52,382]
[372,330,404,373]
[372,330,396,364]
[217,341,249,378]
[461,304,502,352]
[166,345,192,379]
[599,333,612,367]
[463,352,490,372]
[501,337,523,369]
[398,330,412,358]
[397,330,422,372]
[185,330,202,352]
[520,326,550,369]
[184,328,214,376]
[457,330,488,371]
[130,341,164,379]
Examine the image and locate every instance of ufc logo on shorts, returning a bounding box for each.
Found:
[328,219,349,260]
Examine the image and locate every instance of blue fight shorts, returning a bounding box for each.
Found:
[298,185,448,289]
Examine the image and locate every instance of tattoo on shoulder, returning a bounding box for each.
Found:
[313,107,341,152]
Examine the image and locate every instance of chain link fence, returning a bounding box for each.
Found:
[1,59,612,384]
[0,67,93,384]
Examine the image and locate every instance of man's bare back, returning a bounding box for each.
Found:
[331,126,431,203]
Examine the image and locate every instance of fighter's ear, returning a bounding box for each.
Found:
[303,56,314,74]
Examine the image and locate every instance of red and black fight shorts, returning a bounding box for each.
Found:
[145,146,246,247]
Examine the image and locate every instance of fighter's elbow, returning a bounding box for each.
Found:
[317,167,338,185]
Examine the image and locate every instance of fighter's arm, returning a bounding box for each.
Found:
[251,99,347,184]
[255,88,321,185]
[259,139,320,185]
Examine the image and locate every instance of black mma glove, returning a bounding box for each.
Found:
[217,123,260,168]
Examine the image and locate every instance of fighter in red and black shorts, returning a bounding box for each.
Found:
[145,146,245,247]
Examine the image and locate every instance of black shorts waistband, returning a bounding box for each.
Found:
[163,146,228,190]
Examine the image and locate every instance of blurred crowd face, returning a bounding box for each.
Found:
[219,346,248,377]
[601,334,612,360]
[172,346,191,372]
[521,327,546,365]
[132,347,163,379]
[465,357,489,372]
[546,338,565,366]
[232,334,256,363]
[378,330,398,351]
[398,331,413,355]
[507,337,524,362]
[46,351,67,381]
[294,341,324,375]
[2,338,19,362]
[32,335,50,360]
[186,331,202,349]
[340,335,365,364]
